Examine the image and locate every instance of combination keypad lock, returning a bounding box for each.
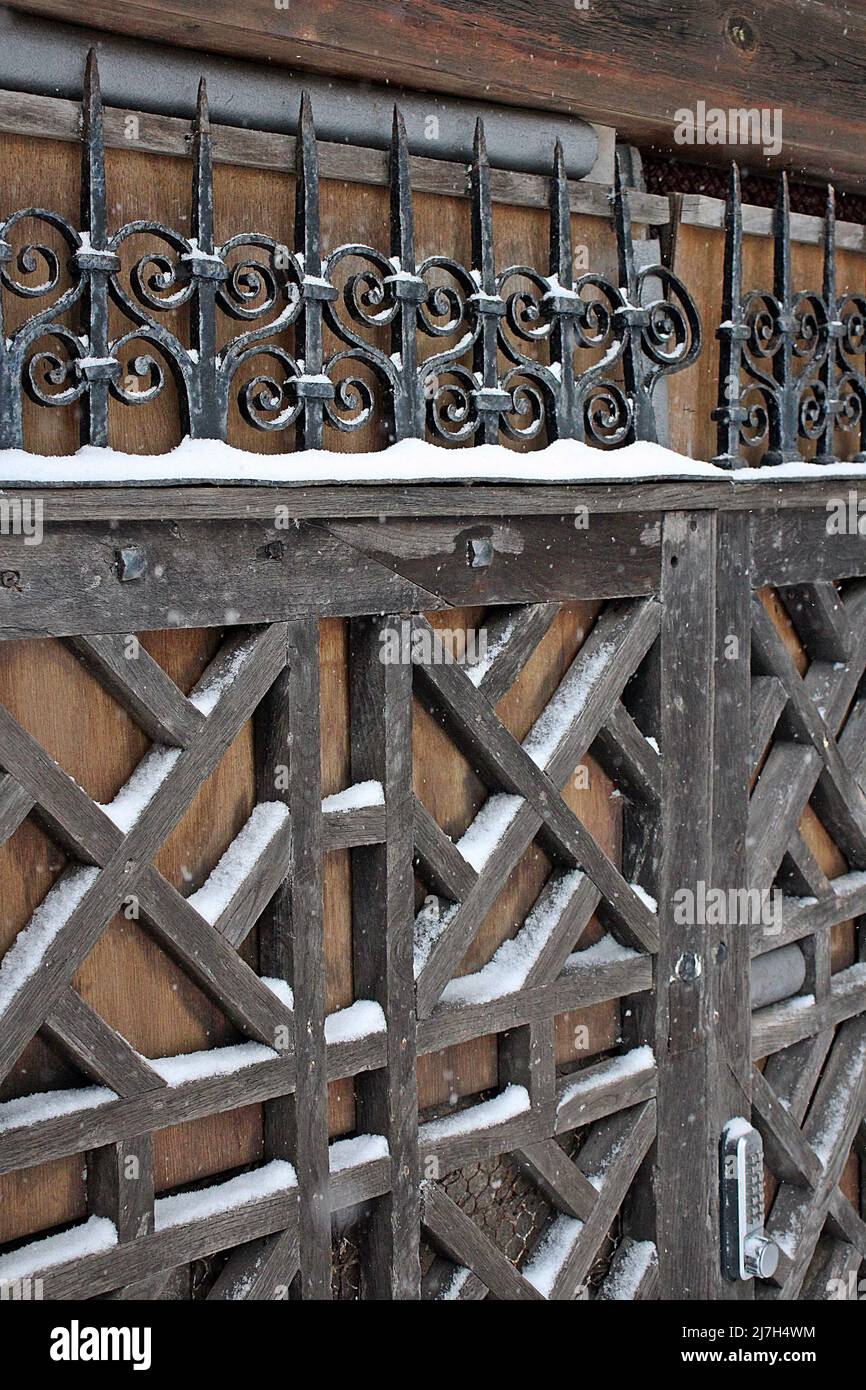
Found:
[720,1119,780,1282]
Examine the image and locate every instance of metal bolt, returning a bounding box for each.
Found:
[675,952,702,982]
[0,570,21,590]
[116,546,148,582]
[467,535,494,568]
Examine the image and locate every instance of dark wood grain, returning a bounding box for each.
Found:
[14,0,866,187]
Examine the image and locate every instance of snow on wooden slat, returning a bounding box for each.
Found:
[186,802,289,924]
[440,870,587,1008]
[154,1159,298,1231]
[0,1215,117,1282]
[419,1084,530,1145]
[0,866,100,1015]
[321,780,384,813]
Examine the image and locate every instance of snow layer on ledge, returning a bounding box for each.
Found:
[557,1045,656,1112]
[0,1215,116,1283]
[150,1041,280,1086]
[5,435,866,487]
[523,1213,584,1296]
[328,1134,389,1173]
[419,1084,530,1144]
[261,975,294,1011]
[324,999,386,1045]
[321,780,384,814]
[155,1158,297,1231]
[440,870,587,1008]
[0,866,100,1014]
[186,802,289,924]
[603,1240,657,1299]
[0,1082,116,1134]
[99,746,181,832]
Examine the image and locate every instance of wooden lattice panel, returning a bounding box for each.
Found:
[748,574,866,1299]
[0,499,864,1300]
[0,590,663,1300]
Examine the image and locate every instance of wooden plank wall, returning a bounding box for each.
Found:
[1,125,864,1249]
[13,0,866,189]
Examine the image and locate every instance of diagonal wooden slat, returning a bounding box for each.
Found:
[826,1187,866,1261]
[596,1235,658,1300]
[0,624,293,1082]
[66,633,205,747]
[208,815,293,950]
[516,1137,599,1221]
[0,770,34,846]
[422,1256,488,1300]
[780,582,852,664]
[413,795,477,902]
[800,1235,863,1300]
[752,597,866,868]
[762,1029,835,1124]
[422,1181,544,1301]
[750,675,787,780]
[43,988,166,1097]
[592,701,661,805]
[763,1015,866,1299]
[838,689,866,788]
[748,743,821,892]
[206,1226,299,1300]
[549,1100,655,1299]
[750,1066,822,1189]
[471,602,560,705]
[412,608,659,1014]
[521,872,601,989]
[778,830,832,899]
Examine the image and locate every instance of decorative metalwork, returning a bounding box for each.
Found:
[714,164,866,468]
[0,52,702,458]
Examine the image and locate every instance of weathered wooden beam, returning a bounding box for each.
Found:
[0,520,446,640]
[43,988,166,1096]
[421,1182,542,1301]
[4,482,866,524]
[349,615,421,1299]
[256,619,331,1300]
[654,509,748,1300]
[87,1135,155,1244]
[16,0,866,188]
[65,633,205,747]
[206,1227,299,1301]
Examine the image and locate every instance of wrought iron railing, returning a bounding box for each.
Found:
[714,164,866,469]
[0,52,702,458]
[3,54,866,471]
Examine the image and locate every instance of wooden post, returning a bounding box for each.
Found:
[655,510,753,1299]
[256,619,331,1299]
[349,615,420,1299]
